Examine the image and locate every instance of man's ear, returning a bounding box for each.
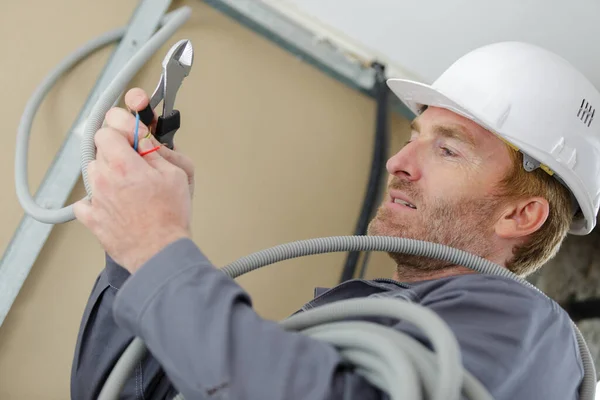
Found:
[495,197,549,239]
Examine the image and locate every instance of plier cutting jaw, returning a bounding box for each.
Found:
[137,39,194,149]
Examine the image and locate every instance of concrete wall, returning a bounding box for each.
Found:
[535,218,600,379]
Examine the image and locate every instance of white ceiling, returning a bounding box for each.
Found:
[269,0,600,88]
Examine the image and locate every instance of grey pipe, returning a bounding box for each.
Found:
[100,236,596,400]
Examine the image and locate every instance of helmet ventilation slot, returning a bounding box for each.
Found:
[577,99,595,127]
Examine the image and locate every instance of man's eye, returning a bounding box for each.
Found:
[440,146,456,157]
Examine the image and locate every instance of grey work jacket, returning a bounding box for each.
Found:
[70,238,584,399]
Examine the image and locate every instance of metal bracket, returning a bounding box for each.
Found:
[0,0,174,328]
[203,0,414,120]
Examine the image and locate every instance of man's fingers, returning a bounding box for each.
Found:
[95,127,143,170]
[105,107,150,144]
[125,88,157,127]
[157,146,195,183]
[73,198,95,228]
[86,159,97,181]
[94,122,191,179]
[86,159,108,194]
[138,138,171,170]
[125,88,150,112]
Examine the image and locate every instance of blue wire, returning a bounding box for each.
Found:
[134,112,140,151]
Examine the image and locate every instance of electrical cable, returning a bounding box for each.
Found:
[135,115,162,156]
[140,145,162,157]
[99,236,596,400]
[13,5,596,400]
[357,167,388,279]
[339,62,389,283]
[134,112,140,151]
[14,6,192,224]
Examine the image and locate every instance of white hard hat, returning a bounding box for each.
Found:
[387,41,600,235]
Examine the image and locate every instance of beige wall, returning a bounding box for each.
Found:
[0,0,410,398]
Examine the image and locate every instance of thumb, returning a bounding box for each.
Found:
[138,138,168,169]
[73,198,95,229]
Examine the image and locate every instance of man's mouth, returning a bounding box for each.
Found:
[392,197,417,209]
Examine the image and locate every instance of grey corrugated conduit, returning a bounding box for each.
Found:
[100,236,596,400]
[13,5,595,400]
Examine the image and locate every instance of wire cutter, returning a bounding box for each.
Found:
[137,39,194,150]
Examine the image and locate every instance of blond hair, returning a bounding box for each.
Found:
[497,145,574,277]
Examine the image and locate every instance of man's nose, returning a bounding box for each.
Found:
[386,142,421,181]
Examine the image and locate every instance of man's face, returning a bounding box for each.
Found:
[367,106,514,272]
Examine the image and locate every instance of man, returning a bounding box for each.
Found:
[71,41,600,399]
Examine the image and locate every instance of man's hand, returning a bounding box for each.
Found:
[74,90,193,274]
[106,88,195,197]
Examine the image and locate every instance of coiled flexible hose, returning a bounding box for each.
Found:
[15,6,192,224]
[99,236,596,400]
[13,5,596,400]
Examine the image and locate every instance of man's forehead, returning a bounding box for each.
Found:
[412,107,496,146]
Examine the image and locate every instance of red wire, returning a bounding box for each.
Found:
[139,145,161,157]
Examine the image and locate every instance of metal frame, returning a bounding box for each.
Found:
[0,0,175,327]
[203,0,415,120]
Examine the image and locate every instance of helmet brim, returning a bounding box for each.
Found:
[387,78,488,128]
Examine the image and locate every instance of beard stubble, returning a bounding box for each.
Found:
[367,178,506,275]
